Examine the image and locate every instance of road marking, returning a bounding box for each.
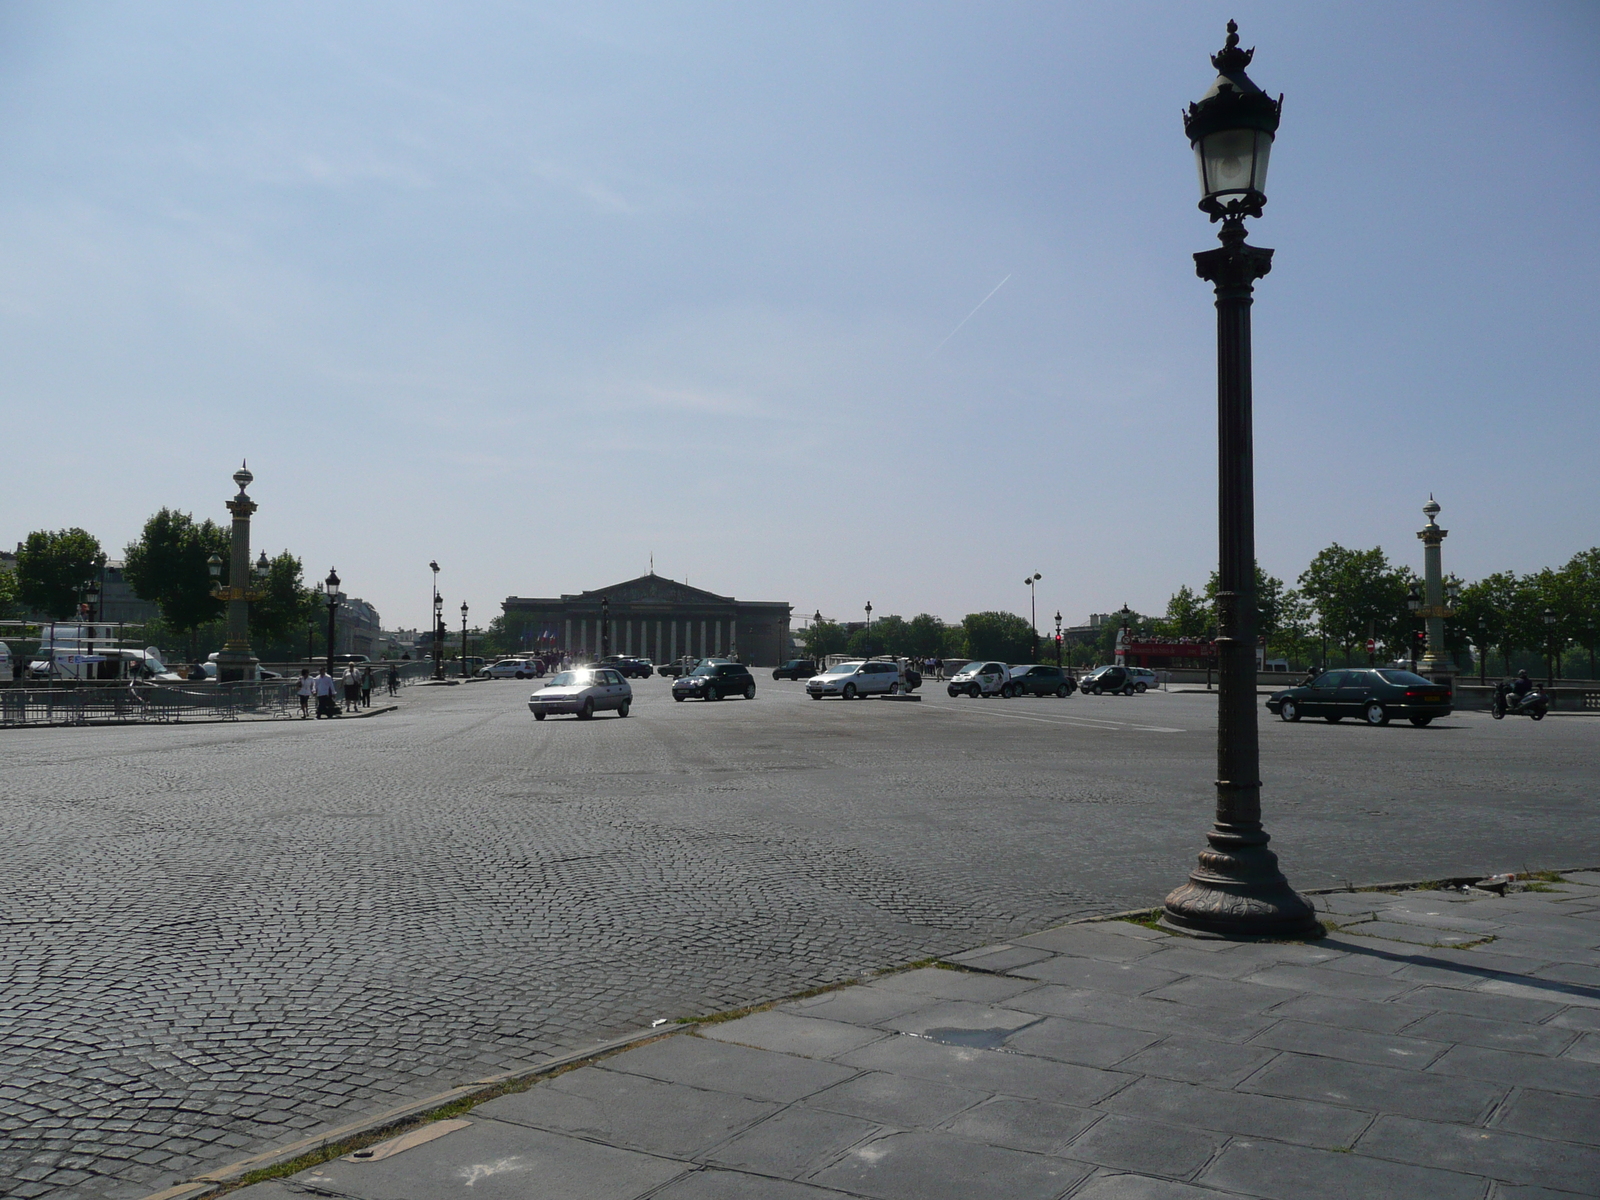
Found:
[926,704,1186,734]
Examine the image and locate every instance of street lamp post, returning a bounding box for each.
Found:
[216,464,263,682]
[864,601,872,655]
[430,561,443,680]
[1054,611,1063,669]
[461,602,470,678]
[600,596,611,660]
[1543,608,1557,688]
[1416,497,1453,684]
[1025,573,1042,659]
[1161,23,1318,940]
[1406,584,1422,671]
[325,569,342,675]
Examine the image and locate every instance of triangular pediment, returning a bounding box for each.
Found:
[571,574,733,605]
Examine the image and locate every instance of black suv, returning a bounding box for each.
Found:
[772,659,818,681]
[1007,664,1076,697]
[673,661,756,701]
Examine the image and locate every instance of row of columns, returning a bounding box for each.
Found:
[561,616,736,661]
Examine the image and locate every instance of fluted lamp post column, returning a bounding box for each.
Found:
[461,602,471,678]
[215,463,264,682]
[1417,497,1453,681]
[325,569,342,676]
[1161,22,1319,940]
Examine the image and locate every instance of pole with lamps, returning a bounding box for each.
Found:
[600,596,611,660]
[1161,22,1318,940]
[1054,611,1063,670]
[1543,608,1557,688]
[430,561,443,680]
[864,601,872,655]
[1025,572,1041,660]
[1416,497,1453,683]
[216,463,263,682]
[461,602,471,678]
[325,569,342,676]
[1406,584,1422,671]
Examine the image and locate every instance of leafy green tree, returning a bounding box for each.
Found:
[900,613,948,658]
[1160,585,1212,638]
[1204,564,1287,645]
[123,509,230,637]
[800,620,849,659]
[16,528,104,618]
[0,566,20,619]
[248,552,314,650]
[962,611,1035,663]
[1296,545,1412,663]
[849,614,907,658]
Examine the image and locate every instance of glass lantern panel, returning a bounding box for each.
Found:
[1198,127,1260,200]
[1249,129,1272,194]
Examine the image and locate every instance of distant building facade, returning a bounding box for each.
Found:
[335,597,381,659]
[502,574,792,666]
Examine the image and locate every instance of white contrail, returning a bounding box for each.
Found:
[931,273,1012,355]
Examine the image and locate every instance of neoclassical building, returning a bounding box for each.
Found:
[502,574,792,666]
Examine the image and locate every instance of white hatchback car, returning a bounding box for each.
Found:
[528,668,632,720]
[947,661,1009,698]
[806,660,904,700]
[483,658,543,679]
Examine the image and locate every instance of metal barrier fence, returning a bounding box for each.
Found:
[0,679,298,727]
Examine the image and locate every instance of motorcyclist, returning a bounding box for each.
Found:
[1511,669,1534,700]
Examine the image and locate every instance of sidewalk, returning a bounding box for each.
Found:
[225,873,1600,1200]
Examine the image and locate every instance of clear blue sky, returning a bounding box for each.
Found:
[1,2,1595,632]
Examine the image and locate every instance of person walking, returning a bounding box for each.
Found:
[386,663,399,696]
[313,666,339,718]
[360,665,373,708]
[342,665,360,712]
[296,668,313,719]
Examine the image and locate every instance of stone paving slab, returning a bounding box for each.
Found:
[233,880,1600,1199]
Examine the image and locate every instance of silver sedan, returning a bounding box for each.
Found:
[528,668,633,720]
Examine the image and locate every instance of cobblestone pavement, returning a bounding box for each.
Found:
[242,873,1600,1200]
[2,680,1596,1198]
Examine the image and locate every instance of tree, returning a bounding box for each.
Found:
[123,509,230,638]
[1204,564,1286,645]
[800,620,849,660]
[1296,544,1411,664]
[1161,585,1212,638]
[850,613,906,658]
[248,552,314,650]
[0,566,20,619]
[901,614,948,658]
[16,528,104,619]
[961,611,1035,663]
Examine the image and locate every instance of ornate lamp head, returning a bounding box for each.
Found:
[233,460,253,493]
[1186,21,1282,221]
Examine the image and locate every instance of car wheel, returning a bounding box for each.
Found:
[810,692,822,700]
[673,693,685,702]
[1363,701,1388,726]
[743,683,755,700]
[1280,699,1300,722]
[1121,685,1135,696]
[1056,684,1070,698]
[888,682,900,694]
[1530,710,1545,721]
[1408,714,1430,726]
[533,710,546,721]
[968,683,980,698]
[1135,682,1148,693]
[843,684,857,700]
[772,671,781,680]
[706,686,719,702]
[579,698,595,720]
[617,700,631,718]
[515,672,525,679]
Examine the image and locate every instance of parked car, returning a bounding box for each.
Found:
[1266,668,1452,727]
[481,658,542,679]
[656,656,701,679]
[946,660,1009,698]
[528,667,633,720]
[806,659,906,700]
[1079,665,1145,695]
[1006,664,1076,698]
[673,661,756,701]
[1128,667,1159,692]
[772,659,819,681]
[599,655,654,679]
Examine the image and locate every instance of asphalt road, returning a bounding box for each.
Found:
[3,677,1596,1198]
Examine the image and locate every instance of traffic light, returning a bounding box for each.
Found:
[1412,629,1427,655]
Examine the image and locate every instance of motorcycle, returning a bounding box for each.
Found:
[1492,680,1549,721]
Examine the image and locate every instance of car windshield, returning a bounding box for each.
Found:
[548,671,592,687]
[821,663,860,675]
[690,663,718,676]
[1377,669,1434,686]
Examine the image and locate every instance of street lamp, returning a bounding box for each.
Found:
[1162,23,1317,940]
[215,463,263,682]
[1054,610,1063,669]
[255,550,270,581]
[461,601,470,678]
[1543,608,1557,688]
[600,596,611,660]
[1406,585,1422,671]
[325,568,342,675]
[430,560,443,680]
[1025,572,1041,660]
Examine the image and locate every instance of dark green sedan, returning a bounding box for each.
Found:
[1266,668,1452,727]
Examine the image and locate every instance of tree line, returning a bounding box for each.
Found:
[2,513,323,660]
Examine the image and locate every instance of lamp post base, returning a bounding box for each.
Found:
[215,650,259,683]
[1160,824,1323,939]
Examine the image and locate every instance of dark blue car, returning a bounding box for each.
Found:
[1266,668,1452,727]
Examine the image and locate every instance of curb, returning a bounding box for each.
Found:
[137,1024,685,1200]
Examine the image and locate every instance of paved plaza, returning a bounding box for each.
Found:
[1,679,1596,1197]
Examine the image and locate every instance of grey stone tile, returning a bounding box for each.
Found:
[228,1186,299,1199]
[706,1106,878,1178]
[785,987,926,1026]
[1549,1006,1600,1032]
[1496,1087,1600,1147]
[1010,957,1185,995]
[699,1011,888,1059]
[940,1096,1098,1154]
[1097,1076,1371,1150]
[1360,1114,1600,1193]
[1493,1185,1600,1200]
[872,968,1041,1004]
[1147,976,1297,1013]
[1114,1036,1278,1087]
[1006,985,1276,1043]
[1134,945,1275,980]
[1070,1172,1238,1199]
[288,1116,685,1200]
[1260,993,1422,1035]
[1013,927,1170,962]
[1313,893,1391,917]
[1247,1020,1449,1070]
[1245,1052,1503,1123]
[652,1169,858,1199]
[1403,1011,1580,1057]
[1402,986,1567,1024]
[1004,1017,1162,1068]
[604,1035,856,1104]
[1201,1137,1485,1200]
[809,1130,1090,1200]
[838,1035,1130,1107]
[1378,905,1504,934]
[1562,1031,1600,1062]
[1478,977,1600,1011]
[883,1000,1046,1042]
[944,944,1057,973]
[1533,962,1600,988]
[478,1066,777,1158]
[1062,1113,1223,1178]
[1431,1043,1600,1096]
[1242,964,1415,1002]
[805,1071,985,1129]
